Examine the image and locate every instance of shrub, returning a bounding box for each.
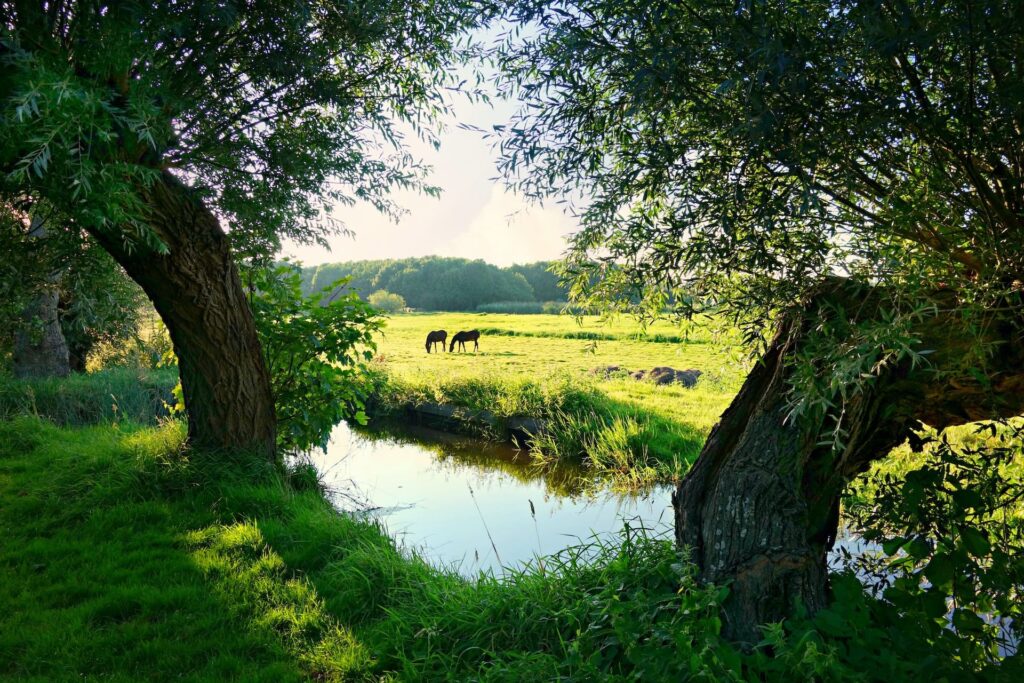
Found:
[368,289,406,314]
[249,264,382,454]
[476,301,573,314]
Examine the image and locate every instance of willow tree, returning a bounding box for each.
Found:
[495,1,1024,642]
[0,1,482,456]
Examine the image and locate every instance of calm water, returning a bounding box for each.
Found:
[306,421,675,576]
[304,421,1017,655]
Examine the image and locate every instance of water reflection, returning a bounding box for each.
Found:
[306,423,1017,656]
[307,420,674,576]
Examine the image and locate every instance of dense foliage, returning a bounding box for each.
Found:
[493,0,1023,345]
[508,261,566,302]
[0,1,487,259]
[0,207,144,372]
[845,424,1024,661]
[248,264,381,454]
[304,257,568,311]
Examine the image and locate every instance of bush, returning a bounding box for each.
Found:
[476,301,571,314]
[843,423,1024,662]
[85,314,173,372]
[250,264,382,454]
[367,289,406,314]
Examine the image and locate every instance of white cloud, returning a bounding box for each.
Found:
[437,186,575,266]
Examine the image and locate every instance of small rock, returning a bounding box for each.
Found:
[648,366,677,385]
[634,366,703,387]
[589,365,626,378]
[675,369,702,388]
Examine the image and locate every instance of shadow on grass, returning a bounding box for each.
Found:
[0,367,178,426]
[0,418,370,682]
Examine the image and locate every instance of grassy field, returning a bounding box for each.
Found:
[367,312,747,486]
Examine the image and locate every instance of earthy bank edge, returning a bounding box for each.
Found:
[371,399,547,448]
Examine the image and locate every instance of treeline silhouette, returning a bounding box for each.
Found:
[301,258,569,312]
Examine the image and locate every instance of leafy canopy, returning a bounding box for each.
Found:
[1,1,487,257]
[493,1,1024,335]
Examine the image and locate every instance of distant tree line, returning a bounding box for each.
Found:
[302,258,569,312]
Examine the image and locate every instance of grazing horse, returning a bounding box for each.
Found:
[425,330,448,353]
[449,329,480,352]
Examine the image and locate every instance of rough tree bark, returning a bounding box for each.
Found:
[88,172,277,458]
[12,215,70,379]
[674,280,1024,645]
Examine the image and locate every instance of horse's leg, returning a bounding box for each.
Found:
[474,339,479,352]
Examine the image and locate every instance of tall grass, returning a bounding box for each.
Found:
[476,326,725,345]
[368,368,717,488]
[475,300,571,314]
[0,367,178,425]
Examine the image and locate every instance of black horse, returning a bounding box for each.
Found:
[425,330,448,353]
[449,329,480,352]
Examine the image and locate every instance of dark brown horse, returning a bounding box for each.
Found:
[449,329,480,352]
[425,330,448,353]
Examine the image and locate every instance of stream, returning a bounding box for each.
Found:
[306,420,865,577]
[303,420,1017,656]
[306,420,673,575]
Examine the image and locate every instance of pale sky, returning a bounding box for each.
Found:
[281,81,578,268]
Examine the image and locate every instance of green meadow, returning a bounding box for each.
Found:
[367,312,747,486]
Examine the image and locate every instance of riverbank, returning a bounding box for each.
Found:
[365,313,745,488]
[0,417,738,681]
[4,416,1011,681]
[366,369,727,489]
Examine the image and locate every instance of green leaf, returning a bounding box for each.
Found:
[923,553,955,590]
[959,528,991,558]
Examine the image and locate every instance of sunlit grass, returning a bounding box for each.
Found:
[366,313,746,487]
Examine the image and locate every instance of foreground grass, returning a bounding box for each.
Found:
[0,417,736,682]
[2,417,1014,682]
[369,313,745,487]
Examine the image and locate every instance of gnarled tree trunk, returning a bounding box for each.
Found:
[12,215,70,379]
[674,281,1024,645]
[88,172,276,459]
[13,286,70,379]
